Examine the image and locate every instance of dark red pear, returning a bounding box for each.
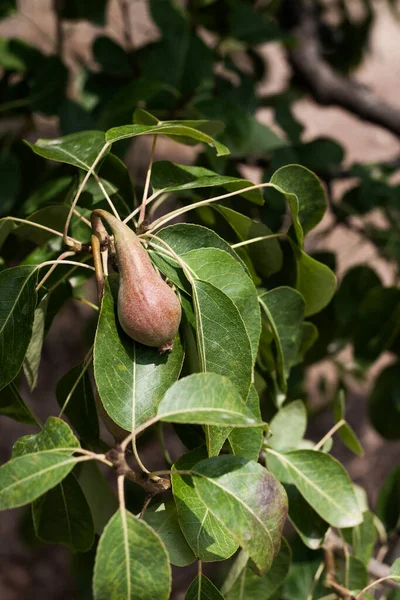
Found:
[93,210,181,351]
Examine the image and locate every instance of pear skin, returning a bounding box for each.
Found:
[92,210,181,351]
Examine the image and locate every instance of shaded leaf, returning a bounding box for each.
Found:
[368,363,400,440]
[186,575,225,600]
[33,473,95,552]
[259,288,305,391]
[56,363,100,444]
[0,266,38,392]
[216,205,283,278]
[270,165,326,247]
[151,161,263,204]
[333,390,363,456]
[94,280,184,431]
[376,465,400,533]
[143,499,195,567]
[226,537,291,599]
[0,381,39,426]
[93,509,171,600]
[290,243,336,316]
[78,461,118,535]
[193,455,288,574]
[171,448,238,561]
[284,483,328,549]
[343,510,377,567]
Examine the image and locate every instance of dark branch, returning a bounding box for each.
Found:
[283,0,400,138]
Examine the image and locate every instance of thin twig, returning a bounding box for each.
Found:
[58,347,93,417]
[94,174,120,219]
[123,189,163,224]
[139,135,158,225]
[314,419,346,451]
[148,182,275,232]
[35,250,76,292]
[37,260,95,272]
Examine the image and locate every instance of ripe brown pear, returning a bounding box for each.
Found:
[92,210,181,352]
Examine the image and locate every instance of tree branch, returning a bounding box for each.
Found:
[284,0,400,137]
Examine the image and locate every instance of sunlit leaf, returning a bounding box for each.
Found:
[267,449,363,528]
[93,509,171,600]
[171,448,238,561]
[193,455,288,574]
[26,131,109,170]
[185,575,225,599]
[94,280,184,431]
[157,372,264,427]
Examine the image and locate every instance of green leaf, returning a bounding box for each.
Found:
[152,223,248,292]
[33,472,95,552]
[0,450,79,510]
[143,499,195,567]
[390,559,400,579]
[343,511,377,567]
[215,205,283,278]
[23,295,48,391]
[377,465,400,533]
[333,390,363,456]
[0,266,38,392]
[290,244,336,316]
[267,449,363,528]
[0,381,39,426]
[228,385,263,461]
[338,555,368,592]
[192,280,253,400]
[78,461,118,535]
[259,288,305,391]
[151,161,263,205]
[134,109,224,138]
[185,575,225,600]
[171,448,238,561]
[26,131,109,170]
[12,416,79,457]
[29,56,68,116]
[158,372,264,427]
[284,483,328,549]
[368,363,400,440]
[270,165,326,247]
[56,364,100,444]
[94,279,184,431]
[226,537,291,600]
[354,287,400,363]
[12,206,69,247]
[183,248,261,364]
[268,401,307,451]
[105,123,229,156]
[335,265,381,337]
[93,509,171,600]
[193,455,288,575]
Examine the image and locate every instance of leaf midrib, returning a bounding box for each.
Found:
[0,268,36,336]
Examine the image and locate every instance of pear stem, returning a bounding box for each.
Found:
[64,142,110,247]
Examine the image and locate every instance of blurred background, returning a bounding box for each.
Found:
[0,0,400,598]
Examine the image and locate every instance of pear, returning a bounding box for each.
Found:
[92,210,181,352]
